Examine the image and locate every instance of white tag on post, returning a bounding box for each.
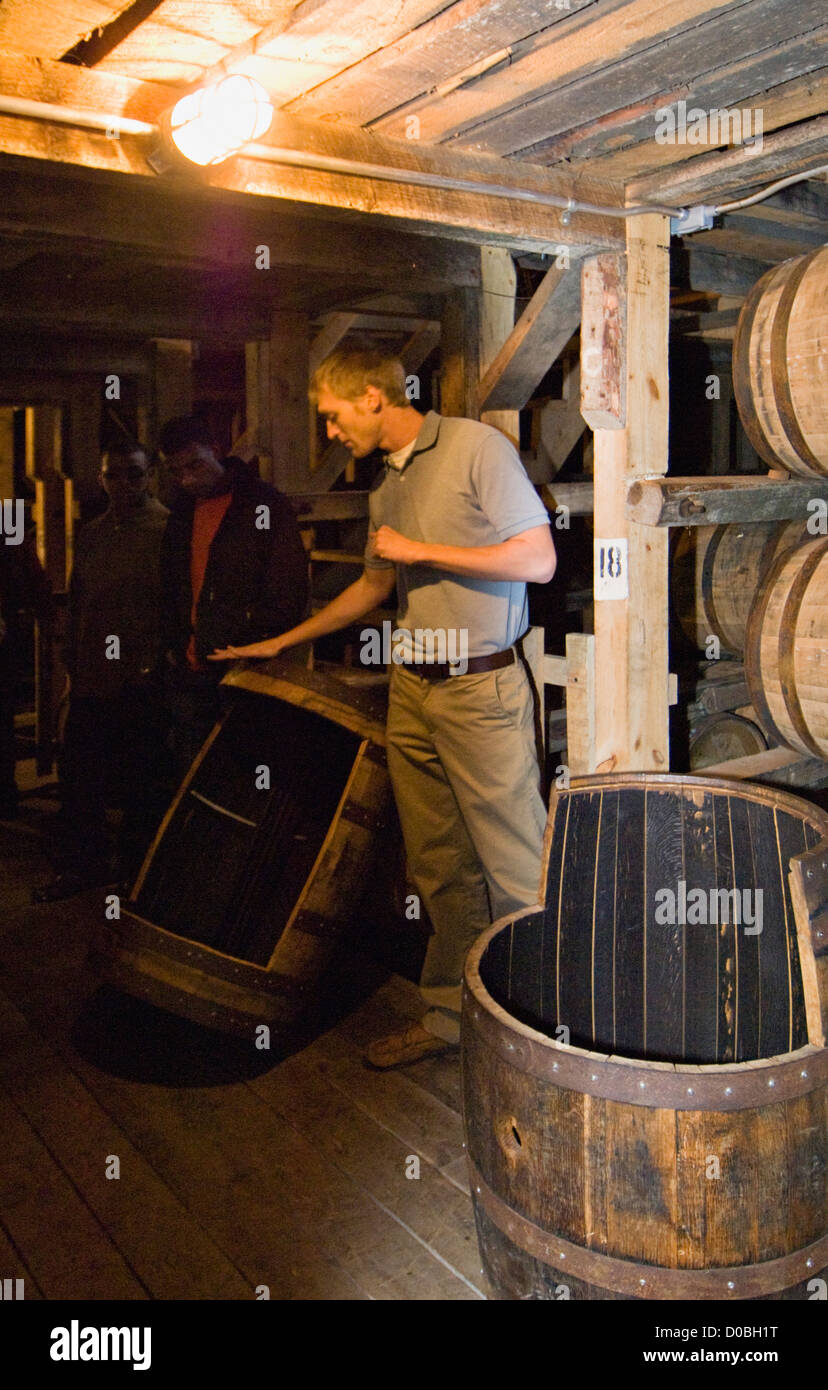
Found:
[594,539,628,600]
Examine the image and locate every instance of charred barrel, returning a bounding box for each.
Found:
[463,773,828,1300]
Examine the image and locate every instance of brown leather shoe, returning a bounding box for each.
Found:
[364,1022,458,1070]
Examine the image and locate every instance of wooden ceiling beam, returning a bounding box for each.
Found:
[629,112,828,204]
[0,55,624,253]
[220,111,623,252]
[0,339,151,375]
[0,161,481,291]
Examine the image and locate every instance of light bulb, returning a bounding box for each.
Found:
[169,75,273,166]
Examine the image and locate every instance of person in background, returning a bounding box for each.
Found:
[0,527,51,818]
[34,444,169,901]
[158,417,309,776]
[210,346,556,1069]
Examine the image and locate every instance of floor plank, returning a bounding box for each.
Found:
[0,1220,42,1300]
[310,1029,466,1172]
[0,991,253,1301]
[246,1048,483,1293]
[0,1085,147,1300]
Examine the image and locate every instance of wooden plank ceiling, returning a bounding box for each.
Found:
[0,0,824,343]
[0,1,823,199]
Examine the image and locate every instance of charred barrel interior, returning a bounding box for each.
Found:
[463,774,828,1301]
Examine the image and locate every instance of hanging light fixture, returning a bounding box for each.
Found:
[168,74,273,166]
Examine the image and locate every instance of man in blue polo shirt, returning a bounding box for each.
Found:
[211,345,556,1067]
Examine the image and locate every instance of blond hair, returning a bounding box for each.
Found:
[309,343,408,408]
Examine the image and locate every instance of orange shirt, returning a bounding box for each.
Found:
[186,492,232,670]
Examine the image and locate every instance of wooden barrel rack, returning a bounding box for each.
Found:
[463,773,828,1300]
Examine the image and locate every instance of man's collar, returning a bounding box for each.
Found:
[385,411,441,472]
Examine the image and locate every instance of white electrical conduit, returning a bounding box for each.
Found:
[0,92,824,227]
[715,165,828,214]
[0,93,155,136]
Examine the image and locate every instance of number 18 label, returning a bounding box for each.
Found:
[594,539,628,600]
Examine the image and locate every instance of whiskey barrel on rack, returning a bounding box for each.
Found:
[463,773,828,1300]
[745,535,828,759]
[93,661,392,1038]
[672,519,809,656]
[733,245,828,477]
[689,712,767,769]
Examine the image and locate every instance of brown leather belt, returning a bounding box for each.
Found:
[405,646,516,682]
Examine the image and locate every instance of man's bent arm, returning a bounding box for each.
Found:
[374,523,556,584]
[209,565,396,659]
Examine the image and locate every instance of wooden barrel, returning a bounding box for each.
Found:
[93,661,393,1038]
[463,773,828,1300]
[689,712,767,769]
[672,519,809,655]
[733,246,828,477]
[745,535,828,758]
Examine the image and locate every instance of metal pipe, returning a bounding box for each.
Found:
[244,142,681,218]
[0,93,155,136]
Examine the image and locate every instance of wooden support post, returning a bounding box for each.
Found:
[247,312,312,491]
[479,248,518,446]
[441,288,480,419]
[565,632,596,776]
[0,408,13,500]
[150,338,193,442]
[24,405,68,773]
[268,311,311,492]
[586,215,670,773]
[67,382,102,518]
[150,338,192,507]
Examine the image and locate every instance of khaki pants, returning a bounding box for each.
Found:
[386,659,547,1042]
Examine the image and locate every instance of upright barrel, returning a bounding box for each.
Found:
[94,661,392,1038]
[672,519,809,655]
[745,535,828,758]
[733,246,828,477]
[463,773,828,1300]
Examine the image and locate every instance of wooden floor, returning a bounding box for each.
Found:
[0,790,483,1301]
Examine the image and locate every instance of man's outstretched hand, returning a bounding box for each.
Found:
[208,636,287,661]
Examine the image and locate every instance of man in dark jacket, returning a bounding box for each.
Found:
[158,416,308,772]
[35,444,169,901]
